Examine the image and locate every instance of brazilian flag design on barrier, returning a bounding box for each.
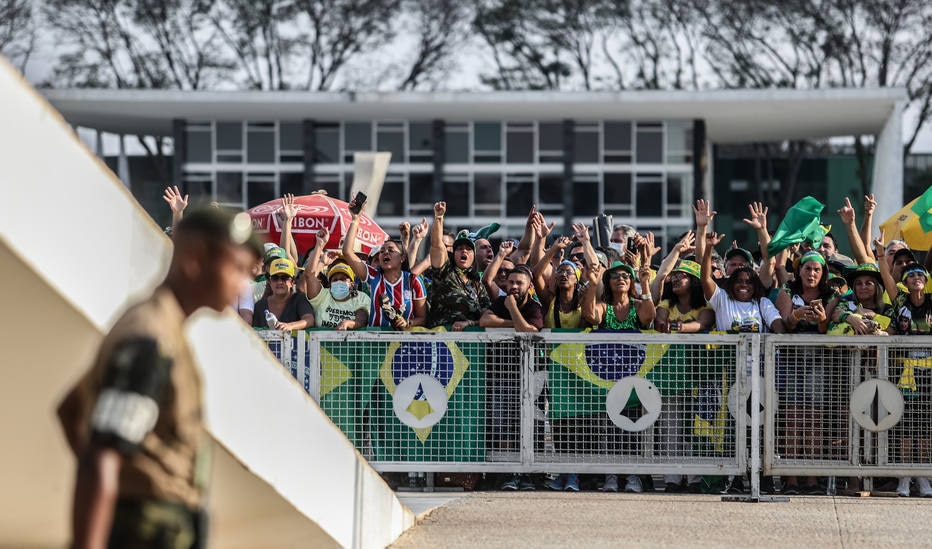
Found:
[548,329,735,448]
[370,327,486,461]
[317,335,386,449]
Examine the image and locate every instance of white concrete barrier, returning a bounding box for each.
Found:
[0,55,413,548]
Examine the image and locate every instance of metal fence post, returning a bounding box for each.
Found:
[518,334,536,469]
[305,330,321,402]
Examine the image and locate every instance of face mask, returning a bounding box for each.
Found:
[609,242,624,253]
[330,280,351,300]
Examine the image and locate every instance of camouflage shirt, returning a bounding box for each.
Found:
[426,260,490,328]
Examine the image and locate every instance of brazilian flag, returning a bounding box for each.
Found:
[317,331,386,448]
[548,330,736,449]
[369,327,486,462]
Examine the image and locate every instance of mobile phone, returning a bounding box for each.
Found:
[349,192,367,215]
[627,237,639,253]
[809,300,821,308]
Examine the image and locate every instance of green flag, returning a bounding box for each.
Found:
[318,336,385,448]
[909,185,932,233]
[767,196,826,256]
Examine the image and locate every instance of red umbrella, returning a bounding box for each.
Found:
[248,194,388,255]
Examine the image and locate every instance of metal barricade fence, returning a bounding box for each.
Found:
[763,334,932,477]
[255,329,750,476]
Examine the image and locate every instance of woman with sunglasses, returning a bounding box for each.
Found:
[252,258,315,330]
[581,256,655,492]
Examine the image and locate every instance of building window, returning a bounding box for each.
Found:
[666,121,692,164]
[279,122,303,163]
[216,122,243,162]
[604,172,632,215]
[635,172,664,217]
[377,122,405,163]
[474,122,502,163]
[313,122,339,164]
[344,122,372,163]
[443,173,470,216]
[538,122,563,163]
[506,122,534,164]
[378,174,407,217]
[636,122,663,164]
[603,122,632,163]
[408,172,433,208]
[185,122,212,163]
[216,171,244,204]
[474,173,503,217]
[183,171,212,202]
[666,173,692,216]
[408,122,433,163]
[574,123,600,163]
[281,172,304,196]
[445,123,469,163]
[505,173,535,216]
[246,122,275,163]
[247,172,276,207]
[573,174,600,217]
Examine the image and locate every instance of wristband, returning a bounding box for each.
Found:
[434,215,444,221]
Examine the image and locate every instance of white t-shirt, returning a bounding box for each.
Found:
[234,281,255,313]
[709,286,780,333]
[309,289,371,328]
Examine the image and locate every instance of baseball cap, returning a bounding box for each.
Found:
[725,248,754,265]
[175,207,263,258]
[453,229,476,252]
[893,248,917,264]
[327,262,355,281]
[269,258,296,278]
[264,245,289,264]
[673,259,702,279]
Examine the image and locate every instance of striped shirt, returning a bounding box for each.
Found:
[366,265,427,327]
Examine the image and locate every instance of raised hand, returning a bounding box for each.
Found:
[707,232,727,247]
[837,197,856,226]
[864,194,877,216]
[642,232,660,260]
[433,201,446,218]
[552,236,572,251]
[398,221,411,241]
[498,239,516,256]
[872,228,886,256]
[693,199,717,227]
[281,193,297,220]
[314,228,330,248]
[571,222,591,241]
[162,185,188,214]
[412,217,429,239]
[741,201,768,231]
[533,215,555,239]
[675,231,696,255]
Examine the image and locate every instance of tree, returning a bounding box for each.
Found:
[0,0,36,72]
[396,0,472,91]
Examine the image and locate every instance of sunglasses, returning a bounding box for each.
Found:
[498,268,512,276]
[270,274,292,282]
[556,269,577,277]
[570,253,586,261]
[608,272,632,281]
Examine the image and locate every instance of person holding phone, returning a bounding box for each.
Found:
[774,250,835,495]
[342,192,426,329]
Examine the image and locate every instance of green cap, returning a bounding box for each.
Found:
[673,259,701,279]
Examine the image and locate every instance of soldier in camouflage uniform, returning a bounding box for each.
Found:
[425,201,491,330]
[57,207,262,549]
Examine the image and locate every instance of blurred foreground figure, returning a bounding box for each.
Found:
[57,207,262,549]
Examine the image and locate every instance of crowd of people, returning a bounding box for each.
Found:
[164,185,932,496]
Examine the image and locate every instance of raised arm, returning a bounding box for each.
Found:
[509,205,537,266]
[873,230,899,300]
[341,194,368,281]
[304,229,328,299]
[581,263,606,326]
[276,193,300,264]
[484,240,514,297]
[529,212,556,268]
[635,261,656,327]
[571,222,599,269]
[650,231,694,303]
[693,199,717,263]
[860,194,877,262]
[408,218,431,276]
[533,236,571,309]
[700,232,726,301]
[162,185,188,234]
[837,196,872,265]
[430,202,448,268]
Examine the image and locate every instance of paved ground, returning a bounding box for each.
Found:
[392,492,932,548]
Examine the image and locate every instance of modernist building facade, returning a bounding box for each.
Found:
[45,88,908,245]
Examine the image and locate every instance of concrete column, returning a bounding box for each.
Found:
[172,119,185,190]
[117,134,130,189]
[432,120,444,202]
[871,100,905,234]
[95,129,104,158]
[562,119,575,232]
[692,119,706,203]
[302,119,315,195]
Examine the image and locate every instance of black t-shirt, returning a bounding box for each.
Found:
[489,295,544,330]
[252,291,314,328]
